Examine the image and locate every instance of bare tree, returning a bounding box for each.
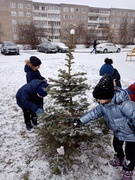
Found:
[0,23,5,43]
[119,17,131,47]
[108,28,115,43]
[17,22,45,49]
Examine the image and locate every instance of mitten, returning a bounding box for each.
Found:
[73,118,82,127]
[43,78,47,83]
[35,108,43,117]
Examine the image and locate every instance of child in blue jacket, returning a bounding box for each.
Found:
[75,74,135,180]
[16,79,48,131]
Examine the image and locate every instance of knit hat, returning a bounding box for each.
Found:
[126,84,135,101]
[36,83,48,97]
[93,74,114,100]
[30,56,41,67]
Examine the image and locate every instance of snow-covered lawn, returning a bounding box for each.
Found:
[0,46,135,180]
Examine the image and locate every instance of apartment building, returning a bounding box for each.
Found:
[0,0,135,44]
[33,2,61,42]
[110,8,135,43]
[88,7,110,41]
[0,0,33,42]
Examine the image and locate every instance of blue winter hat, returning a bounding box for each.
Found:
[37,83,48,97]
[99,64,114,76]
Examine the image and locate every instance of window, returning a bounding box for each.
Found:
[12,20,17,25]
[63,22,69,26]
[11,11,17,16]
[42,6,46,11]
[18,12,24,17]
[10,3,16,8]
[19,20,24,25]
[70,7,74,12]
[81,8,86,13]
[18,3,23,9]
[63,7,69,12]
[12,27,18,32]
[13,34,19,40]
[26,12,31,17]
[76,8,79,12]
[64,14,68,19]
[26,4,31,9]
[34,6,39,10]
[116,24,120,28]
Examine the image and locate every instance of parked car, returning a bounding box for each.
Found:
[37,43,57,53]
[1,41,20,55]
[52,43,68,53]
[96,43,121,53]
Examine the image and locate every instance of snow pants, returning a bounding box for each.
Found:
[113,136,135,171]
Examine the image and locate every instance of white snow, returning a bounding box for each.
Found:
[0,46,135,180]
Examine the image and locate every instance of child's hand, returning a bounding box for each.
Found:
[73,118,82,127]
[36,108,43,116]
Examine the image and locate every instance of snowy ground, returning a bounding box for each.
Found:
[0,46,135,180]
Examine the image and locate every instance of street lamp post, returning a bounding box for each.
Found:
[70,29,75,49]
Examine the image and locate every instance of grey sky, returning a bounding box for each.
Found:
[33,0,135,10]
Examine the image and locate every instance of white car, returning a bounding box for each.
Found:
[96,43,121,53]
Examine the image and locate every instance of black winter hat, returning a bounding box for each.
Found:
[30,56,42,67]
[93,74,114,100]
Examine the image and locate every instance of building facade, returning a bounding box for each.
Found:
[0,0,135,44]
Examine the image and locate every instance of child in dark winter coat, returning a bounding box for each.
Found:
[24,56,47,83]
[16,79,48,131]
[99,58,122,87]
[75,74,135,180]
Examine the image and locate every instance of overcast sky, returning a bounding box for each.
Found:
[33,0,135,10]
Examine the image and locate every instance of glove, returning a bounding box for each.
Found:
[35,108,43,117]
[43,78,47,83]
[73,118,82,127]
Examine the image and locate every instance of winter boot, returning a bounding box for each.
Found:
[109,154,124,167]
[121,170,133,180]
[32,117,39,127]
[26,122,33,131]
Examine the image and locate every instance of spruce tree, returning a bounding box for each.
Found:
[37,31,108,175]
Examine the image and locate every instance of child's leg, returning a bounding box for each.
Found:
[31,111,38,126]
[22,108,33,131]
[121,142,135,179]
[113,136,125,159]
[110,136,124,166]
[123,141,135,171]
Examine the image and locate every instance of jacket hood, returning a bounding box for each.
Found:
[24,64,33,73]
[29,79,46,91]
[111,88,130,105]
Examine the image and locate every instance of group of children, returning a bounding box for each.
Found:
[16,55,135,179]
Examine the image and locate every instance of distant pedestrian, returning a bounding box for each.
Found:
[91,39,98,54]
[16,79,49,131]
[99,58,122,87]
[24,56,47,83]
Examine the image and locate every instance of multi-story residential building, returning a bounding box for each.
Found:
[110,8,135,43]
[88,7,110,41]
[0,0,33,42]
[33,2,61,42]
[0,0,135,44]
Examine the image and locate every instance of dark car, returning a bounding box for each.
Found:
[37,43,57,53]
[52,43,68,53]
[1,41,20,55]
